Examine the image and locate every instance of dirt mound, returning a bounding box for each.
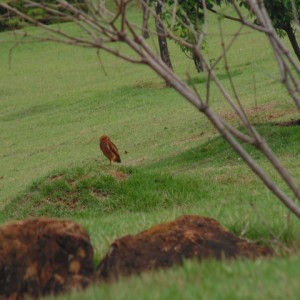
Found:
[96,215,272,281]
[0,215,274,298]
[0,218,94,299]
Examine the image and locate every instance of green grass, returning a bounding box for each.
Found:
[1,4,300,300]
[44,257,300,300]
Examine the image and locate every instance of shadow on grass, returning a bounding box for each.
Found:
[186,69,243,86]
[147,123,300,172]
[1,124,299,245]
[1,103,59,122]
[2,124,299,222]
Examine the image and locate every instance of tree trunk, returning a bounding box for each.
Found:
[284,23,300,62]
[193,52,204,72]
[155,0,173,87]
[141,0,150,39]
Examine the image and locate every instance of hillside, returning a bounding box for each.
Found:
[0,4,300,299]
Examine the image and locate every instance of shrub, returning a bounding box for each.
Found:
[0,0,87,32]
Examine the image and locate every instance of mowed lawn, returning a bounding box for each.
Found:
[0,4,300,300]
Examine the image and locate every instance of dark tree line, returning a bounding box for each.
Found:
[0,0,86,31]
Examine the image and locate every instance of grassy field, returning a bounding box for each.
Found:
[1,4,300,299]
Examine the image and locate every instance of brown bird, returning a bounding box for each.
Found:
[99,135,121,165]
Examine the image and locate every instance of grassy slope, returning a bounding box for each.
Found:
[1,5,300,299]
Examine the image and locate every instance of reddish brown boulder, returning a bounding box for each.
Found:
[0,218,94,299]
[97,215,272,281]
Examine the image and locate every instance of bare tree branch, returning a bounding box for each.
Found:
[1,0,300,218]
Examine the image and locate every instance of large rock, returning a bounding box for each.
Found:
[97,215,272,281]
[0,217,94,299]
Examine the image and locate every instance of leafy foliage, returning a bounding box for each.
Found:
[237,0,300,37]
[161,1,217,56]
[159,0,300,62]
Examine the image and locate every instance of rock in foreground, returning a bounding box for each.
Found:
[0,217,94,299]
[97,215,272,281]
[0,215,273,299]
